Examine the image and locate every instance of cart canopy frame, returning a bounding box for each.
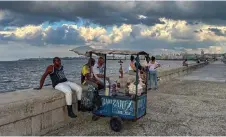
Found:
[86,49,148,56]
[87,49,149,96]
[87,49,148,121]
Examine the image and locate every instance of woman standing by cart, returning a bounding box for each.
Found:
[147,56,160,90]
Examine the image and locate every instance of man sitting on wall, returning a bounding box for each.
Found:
[35,57,82,118]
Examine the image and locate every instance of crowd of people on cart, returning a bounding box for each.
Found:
[35,55,161,118]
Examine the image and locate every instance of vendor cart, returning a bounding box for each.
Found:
[86,49,149,132]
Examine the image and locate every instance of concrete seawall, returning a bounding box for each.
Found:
[158,62,208,84]
[0,62,208,135]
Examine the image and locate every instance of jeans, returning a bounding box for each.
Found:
[55,81,82,105]
[149,71,158,89]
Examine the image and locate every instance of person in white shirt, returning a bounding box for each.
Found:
[147,56,160,90]
[93,56,110,89]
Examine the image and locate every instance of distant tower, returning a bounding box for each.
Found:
[201,50,204,56]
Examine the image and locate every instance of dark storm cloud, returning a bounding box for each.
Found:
[142,1,226,22]
[0,1,122,26]
[0,10,63,27]
[186,21,200,26]
[2,1,226,27]
[0,1,162,26]
[0,1,226,37]
[43,25,85,45]
[208,28,226,36]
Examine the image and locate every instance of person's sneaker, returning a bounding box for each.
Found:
[153,87,158,90]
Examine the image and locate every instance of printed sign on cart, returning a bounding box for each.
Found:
[111,99,134,116]
[137,95,147,117]
[97,98,135,116]
[94,96,146,118]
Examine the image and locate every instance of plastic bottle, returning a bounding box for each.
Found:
[105,81,110,96]
[119,64,123,78]
[118,60,123,78]
[111,83,117,96]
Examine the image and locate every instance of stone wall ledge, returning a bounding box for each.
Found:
[0,62,209,135]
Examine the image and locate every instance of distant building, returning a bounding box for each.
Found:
[183,54,197,60]
[201,50,204,56]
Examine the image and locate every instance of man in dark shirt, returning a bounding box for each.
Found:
[35,57,82,118]
[183,59,188,67]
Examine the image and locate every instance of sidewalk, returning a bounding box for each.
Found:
[178,61,226,82]
[48,61,226,136]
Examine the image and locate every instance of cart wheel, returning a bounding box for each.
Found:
[92,115,99,121]
[110,117,123,132]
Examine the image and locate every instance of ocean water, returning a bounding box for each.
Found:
[0,59,195,93]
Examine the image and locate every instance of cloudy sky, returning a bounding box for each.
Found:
[1,1,226,61]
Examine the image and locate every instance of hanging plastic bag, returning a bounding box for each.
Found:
[81,85,102,111]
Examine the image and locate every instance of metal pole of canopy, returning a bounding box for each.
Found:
[145,54,149,93]
[144,54,148,116]
[135,55,139,96]
[104,54,107,90]
[89,52,92,75]
[135,54,139,119]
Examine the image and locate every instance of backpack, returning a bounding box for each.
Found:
[81,85,102,111]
